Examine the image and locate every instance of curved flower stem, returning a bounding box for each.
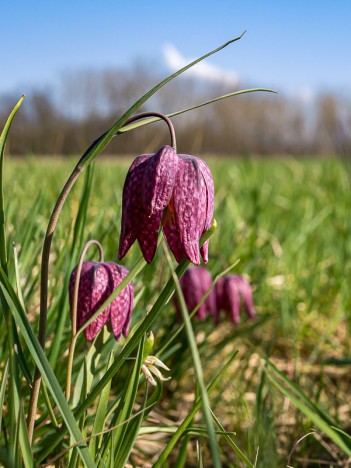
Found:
[124,112,177,152]
[27,166,82,443]
[27,111,176,443]
[65,240,104,401]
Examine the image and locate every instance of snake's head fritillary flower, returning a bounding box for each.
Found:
[215,275,256,325]
[174,267,217,320]
[118,145,214,265]
[69,261,133,341]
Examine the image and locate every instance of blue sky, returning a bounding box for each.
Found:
[2,1,351,98]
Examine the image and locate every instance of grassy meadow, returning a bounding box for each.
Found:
[2,154,351,466]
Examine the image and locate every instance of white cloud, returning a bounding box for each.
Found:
[296,87,315,105]
[163,43,240,87]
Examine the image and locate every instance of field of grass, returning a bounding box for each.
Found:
[1,154,350,466]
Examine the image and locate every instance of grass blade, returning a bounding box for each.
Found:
[260,353,336,426]
[89,350,114,459]
[116,381,163,467]
[12,243,25,309]
[162,243,221,468]
[0,360,9,437]
[41,380,59,429]
[113,335,145,460]
[262,354,351,456]
[0,96,24,270]
[18,401,33,468]
[211,411,252,467]
[154,350,238,467]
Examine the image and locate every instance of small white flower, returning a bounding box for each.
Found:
[141,355,171,386]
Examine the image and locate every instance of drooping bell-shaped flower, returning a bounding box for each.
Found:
[69,261,133,341]
[215,275,256,325]
[174,267,217,320]
[118,145,214,265]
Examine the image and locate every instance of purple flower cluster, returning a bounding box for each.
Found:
[175,267,256,325]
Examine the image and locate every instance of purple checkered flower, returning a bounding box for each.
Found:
[69,261,133,341]
[118,145,214,265]
[215,275,256,325]
[174,267,217,320]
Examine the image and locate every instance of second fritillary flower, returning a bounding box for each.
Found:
[69,261,134,341]
[215,275,256,325]
[174,267,217,320]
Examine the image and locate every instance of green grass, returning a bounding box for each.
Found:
[2,155,351,466]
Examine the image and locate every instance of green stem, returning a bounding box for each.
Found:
[65,239,104,400]
[65,335,78,403]
[27,166,82,443]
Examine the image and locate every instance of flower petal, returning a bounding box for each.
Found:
[163,222,186,263]
[223,276,241,324]
[214,277,225,315]
[118,154,152,260]
[234,276,256,320]
[176,267,215,320]
[198,159,214,263]
[142,145,178,214]
[106,263,134,341]
[136,210,163,263]
[69,262,111,341]
[172,155,207,265]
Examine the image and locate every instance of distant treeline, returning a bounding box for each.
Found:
[1,65,350,157]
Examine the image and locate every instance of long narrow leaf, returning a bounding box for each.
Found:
[211,411,252,467]
[117,88,277,135]
[0,268,95,468]
[113,335,145,460]
[18,401,33,468]
[0,360,9,435]
[0,96,24,269]
[49,165,95,368]
[78,34,245,169]
[262,356,351,456]
[108,380,163,466]
[163,243,221,468]
[89,350,114,459]
[41,380,59,429]
[261,353,336,426]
